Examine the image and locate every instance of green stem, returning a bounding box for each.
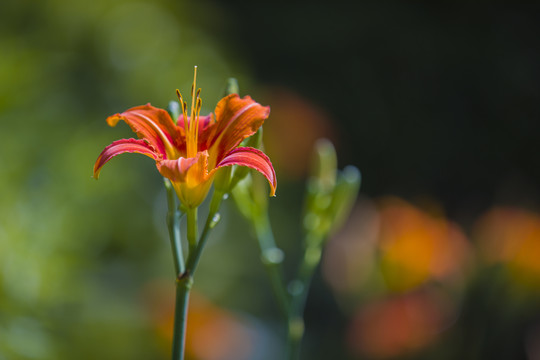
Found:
[287,237,324,360]
[171,206,198,360]
[172,274,192,360]
[170,190,224,360]
[253,213,290,320]
[164,179,184,275]
[185,192,223,273]
[186,207,198,253]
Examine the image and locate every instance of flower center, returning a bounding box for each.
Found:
[176,66,202,159]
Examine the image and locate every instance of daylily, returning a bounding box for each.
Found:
[93,71,276,209]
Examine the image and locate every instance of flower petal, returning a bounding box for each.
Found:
[157,156,198,183]
[177,114,214,151]
[107,104,184,158]
[177,114,214,133]
[216,147,277,196]
[94,138,160,179]
[207,94,270,166]
[157,151,212,208]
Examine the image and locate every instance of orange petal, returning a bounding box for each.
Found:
[216,147,277,196]
[93,138,160,179]
[157,156,199,182]
[107,104,184,158]
[157,151,212,208]
[208,94,270,166]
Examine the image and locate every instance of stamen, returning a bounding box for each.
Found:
[193,89,202,145]
[186,66,198,158]
[176,91,189,137]
[190,67,198,126]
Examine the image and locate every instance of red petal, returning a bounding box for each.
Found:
[216,147,277,196]
[107,104,183,158]
[177,114,214,151]
[207,95,270,166]
[177,114,214,132]
[94,138,159,179]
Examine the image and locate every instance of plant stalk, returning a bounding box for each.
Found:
[165,179,184,275]
[286,237,323,360]
[169,190,224,360]
[253,213,290,320]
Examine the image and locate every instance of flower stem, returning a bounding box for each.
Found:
[169,190,224,360]
[287,236,324,360]
[250,211,324,360]
[185,191,223,273]
[172,274,192,360]
[164,179,185,275]
[253,213,290,320]
[186,207,198,253]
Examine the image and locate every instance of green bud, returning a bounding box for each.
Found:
[303,139,338,235]
[214,165,232,193]
[224,78,240,96]
[168,100,180,120]
[311,139,337,193]
[303,140,361,240]
[246,126,263,149]
[251,169,269,213]
[328,166,361,234]
[231,175,255,221]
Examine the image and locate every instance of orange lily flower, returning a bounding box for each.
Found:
[94,70,276,209]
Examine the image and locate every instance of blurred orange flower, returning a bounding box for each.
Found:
[377,197,470,291]
[94,69,276,208]
[324,197,471,298]
[348,289,452,359]
[474,207,540,288]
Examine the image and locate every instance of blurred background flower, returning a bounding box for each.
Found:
[3,1,540,359]
[474,207,540,292]
[323,197,469,359]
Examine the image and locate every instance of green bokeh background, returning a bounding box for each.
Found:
[2,1,540,359]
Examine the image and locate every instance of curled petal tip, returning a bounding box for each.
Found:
[106,113,122,127]
[93,138,160,180]
[216,146,277,197]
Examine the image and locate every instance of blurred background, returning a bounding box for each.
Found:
[2,1,540,359]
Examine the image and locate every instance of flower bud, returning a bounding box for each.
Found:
[224,78,240,96]
[328,165,361,234]
[168,100,180,120]
[303,139,360,240]
[213,165,232,194]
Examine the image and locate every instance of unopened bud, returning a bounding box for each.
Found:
[328,166,361,234]
[224,78,240,96]
[168,101,180,120]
